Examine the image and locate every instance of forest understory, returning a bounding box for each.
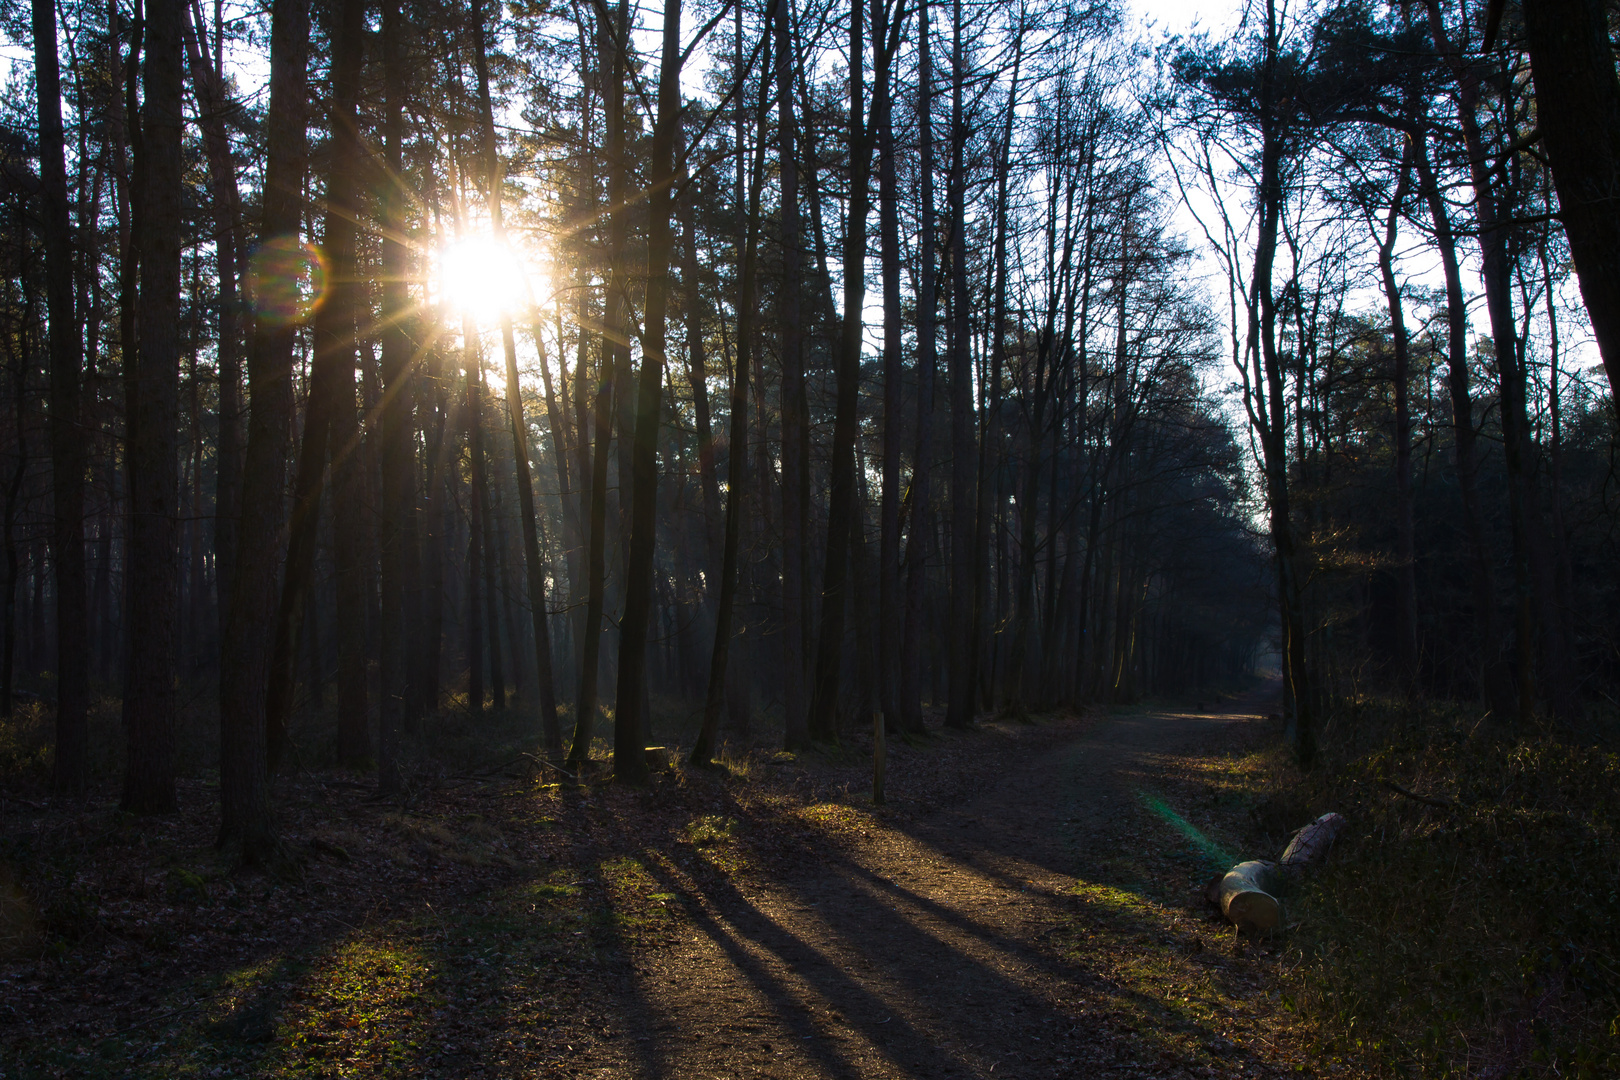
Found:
[6,686,1607,1080]
[0,690,1330,1080]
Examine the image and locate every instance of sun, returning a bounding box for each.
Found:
[438,235,532,324]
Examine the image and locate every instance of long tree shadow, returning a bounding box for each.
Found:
[587,782,1282,1079]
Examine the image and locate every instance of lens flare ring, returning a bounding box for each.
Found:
[248,236,329,326]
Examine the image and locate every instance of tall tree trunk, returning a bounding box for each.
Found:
[875,0,905,729]
[376,0,412,793]
[983,36,1022,711]
[691,30,771,766]
[899,0,936,734]
[123,0,184,813]
[464,319,487,714]
[1247,0,1313,767]
[182,0,243,641]
[944,0,975,729]
[613,0,683,785]
[1412,127,1512,717]
[218,0,307,853]
[806,0,876,741]
[32,0,90,795]
[679,189,723,593]
[1376,145,1419,690]
[471,0,561,748]
[266,0,361,771]
[475,359,505,709]
[1424,0,1568,721]
[568,0,628,765]
[773,0,810,749]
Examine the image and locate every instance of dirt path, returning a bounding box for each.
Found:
[575,690,1306,1080]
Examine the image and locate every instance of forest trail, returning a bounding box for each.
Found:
[575,686,1313,1080]
[4,688,1342,1080]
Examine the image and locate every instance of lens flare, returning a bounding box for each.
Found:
[248,236,328,325]
[1138,791,1235,872]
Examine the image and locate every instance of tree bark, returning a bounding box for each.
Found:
[32,0,90,795]
[1520,0,1620,409]
[806,0,878,741]
[218,0,307,853]
[464,318,487,714]
[613,0,683,785]
[691,27,772,766]
[568,0,628,766]
[1376,145,1418,690]
[944,0,975,730]
[1424,0,1569,722]
[899,0,936,735]
[875,0,905,729]
[123,0,185,813]
[377,0,412,793]
[182,0,243,642]
[1411,128,1513,719]
[775,0,809,749]
[470,0,561,749]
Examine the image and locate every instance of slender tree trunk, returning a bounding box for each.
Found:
[613,0,683,784]
[899,0,936,734]
[182,0,243,640]
[1248,0,1313,767]
[376,0,411,793]
[302,0,368,767]
[471,0,561,748]
[692,30,771,765]
[123,0,184,813]
[2,349,25,721]
[1376,145,1419,690]
[470,355,505,710]
[774,0,809,749]
[1423,0,1564,722]
[568,0,629,765]
[875,1,905,729]
[983,37,1022,711]
[944,0,976,729]
[219,0,307,852]
[464,319,487,714]
[1413,128,1512,717]
[806,0,878,741]
[32,0,90,795]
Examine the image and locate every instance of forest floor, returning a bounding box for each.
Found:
[1,687,1372,1079]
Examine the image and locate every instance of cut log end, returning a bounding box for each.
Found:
[1218,860,1281,933]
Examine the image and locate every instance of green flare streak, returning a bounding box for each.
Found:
[1138,791,1234,870]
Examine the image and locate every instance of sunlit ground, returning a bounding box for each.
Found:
[4,702,1349,1079]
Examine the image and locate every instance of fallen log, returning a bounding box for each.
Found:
[1278,812,1346,874]
[1216,861,1281,932]
[1207,812,1346,933]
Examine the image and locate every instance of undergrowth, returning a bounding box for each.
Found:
[1272,698,1620,1078]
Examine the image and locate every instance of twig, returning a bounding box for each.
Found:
[520,752,579,780]
[1381,778,1455,809]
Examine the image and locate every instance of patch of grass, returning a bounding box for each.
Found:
[681,814,740,847]
[795,803,876,837]
[1272,699,1620,1077]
